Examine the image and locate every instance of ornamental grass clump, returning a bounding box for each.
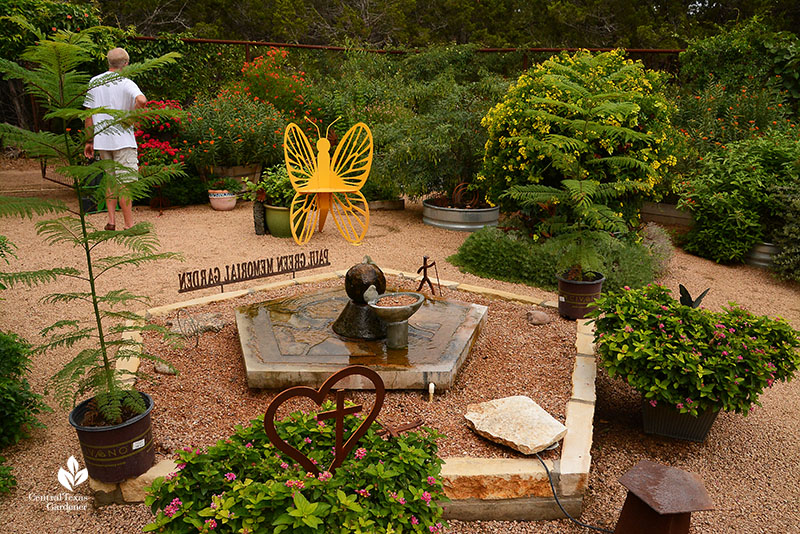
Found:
[145,404,447,534]
[588,285,800,416]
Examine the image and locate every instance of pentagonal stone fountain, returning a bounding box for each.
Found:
[235,262,487,390]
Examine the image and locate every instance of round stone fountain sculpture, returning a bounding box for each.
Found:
[331,259,387,340]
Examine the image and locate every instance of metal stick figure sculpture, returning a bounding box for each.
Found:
[284,118,373,246]
[416,255,442,296]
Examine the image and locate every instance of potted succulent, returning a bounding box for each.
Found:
[207,177,243,211]
[260,165,296,238]
[181,89,285,182]
[503,178,645,319]
[588,285,800,441]
[0,22,182,482]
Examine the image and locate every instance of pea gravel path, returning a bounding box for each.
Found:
[2,160,800,534]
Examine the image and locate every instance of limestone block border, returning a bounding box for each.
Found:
[110,270,596,521]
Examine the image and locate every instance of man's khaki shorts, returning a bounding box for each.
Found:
[98,147,139,183]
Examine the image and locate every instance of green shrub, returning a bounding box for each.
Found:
[589,284,800,416]
[448,226,658,293]
[678,131,800,263]
[769,182,800,282]
[0,330,49,450]
[480,49,677,213]
[145,406,447,533]
[181,90,286,169]
[259,165,295,208]
[0,456,14,495]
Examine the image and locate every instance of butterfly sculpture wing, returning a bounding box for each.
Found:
[329,123,372,244]
[331,122,373,190]
[284,123,319,244]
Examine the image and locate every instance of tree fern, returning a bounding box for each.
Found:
[0,20,183,425]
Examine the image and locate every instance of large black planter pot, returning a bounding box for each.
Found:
[641,401,719,442]
[69,392,156,483]
[253,201,267,235]
[556,271,605,320]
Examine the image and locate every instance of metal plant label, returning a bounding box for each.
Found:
[263,365,385,475]
[176,248,329,293]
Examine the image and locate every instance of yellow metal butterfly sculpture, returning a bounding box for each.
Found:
[284,118,373,246]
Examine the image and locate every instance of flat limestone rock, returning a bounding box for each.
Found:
[464,396,567,455]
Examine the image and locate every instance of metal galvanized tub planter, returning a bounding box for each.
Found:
[69,392,156,482]
[556,271,605,320]
[422,199,499,232]
[746,242,781,269]
[641,401,720,442]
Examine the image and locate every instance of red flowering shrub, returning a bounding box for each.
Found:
[240,48,318,127]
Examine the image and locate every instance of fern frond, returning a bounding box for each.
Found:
[40,292,93,305]
[502,184,563,207]
[36,328,95,353]
[0,195,68,219]
[92,252,183,277]
[93,289,150,307]
[586,155,656,176]
[34,217,85,246]
[39,319,82,336]
[0,267,82,288]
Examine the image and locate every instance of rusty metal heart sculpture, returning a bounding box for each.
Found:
[263,365,385,475]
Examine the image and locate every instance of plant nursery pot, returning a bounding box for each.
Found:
[641,400,720,442]
[265,204,292,238]
[746,242,781,269]
[253,200,268,235]
[556,271,605,320]
[69,392,156,483]
[208,189,237,211]
[422,198,499,232]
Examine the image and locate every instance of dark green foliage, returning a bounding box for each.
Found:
[0,331,49,449]
[315,45,509,199]
[769,183,800,282]
[153,174,210,206]
[145,406,447,533]
[0,456,15,495]
[448,226,658,293]
[678,132,800,263]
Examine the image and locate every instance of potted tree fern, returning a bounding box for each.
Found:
[504,179,646,319]
[0,21,182,482]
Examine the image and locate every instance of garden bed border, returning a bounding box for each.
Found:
[111,269,596,522]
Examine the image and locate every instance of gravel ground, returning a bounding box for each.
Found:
[2,160,800,534]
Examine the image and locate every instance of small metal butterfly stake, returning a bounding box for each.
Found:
[284,118,374,246]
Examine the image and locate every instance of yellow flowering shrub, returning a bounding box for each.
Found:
[480,49,677,211]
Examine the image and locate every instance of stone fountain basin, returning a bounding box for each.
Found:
[367,292,424,323]
[235,287,487,390]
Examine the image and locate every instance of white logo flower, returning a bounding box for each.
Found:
[57,456,88,492]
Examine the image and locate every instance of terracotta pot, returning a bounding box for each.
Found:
[208,189,237,211]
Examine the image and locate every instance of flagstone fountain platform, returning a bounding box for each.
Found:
[235,286,488,390]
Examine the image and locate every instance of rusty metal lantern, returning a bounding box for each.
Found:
[614,460,714,534]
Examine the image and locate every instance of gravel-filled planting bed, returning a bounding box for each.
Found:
[139,275,575,462]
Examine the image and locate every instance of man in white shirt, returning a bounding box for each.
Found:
[83,47,147,230]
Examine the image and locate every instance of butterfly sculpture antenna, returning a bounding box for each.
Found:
[305,116,322,139]
[325,117,342,140]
